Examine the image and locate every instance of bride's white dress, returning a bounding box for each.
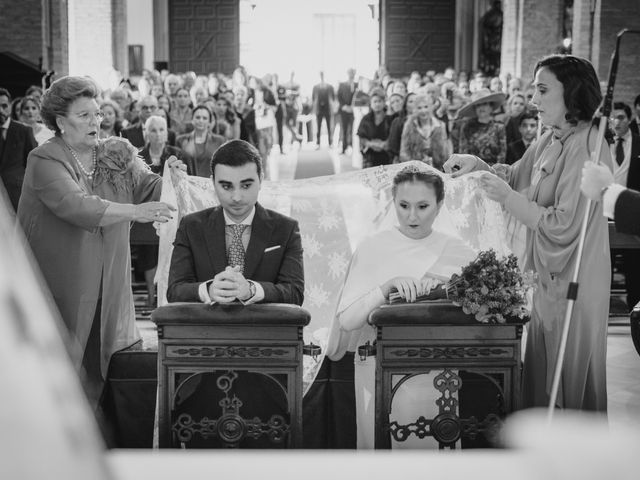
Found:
[329,227,476,448]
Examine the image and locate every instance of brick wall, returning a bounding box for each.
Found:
[502,0,640,105]
[570,0,593,60]
[499,0,564,82]
[500,0,519,78]
[49,0,69,77]
[1,0,126,85]
[0,0,43,67]
[112,0,128,78]
[518,0,564,82]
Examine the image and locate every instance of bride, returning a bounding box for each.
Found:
[327,165,476,448]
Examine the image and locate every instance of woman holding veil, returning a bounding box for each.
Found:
[444,54,611,412]
[328,166,476,448]
[17,76,182,416]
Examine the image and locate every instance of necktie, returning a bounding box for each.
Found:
[615,137,625,166]
[227,224,248,273]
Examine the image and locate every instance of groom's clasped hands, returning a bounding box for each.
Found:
[208,265,252,304]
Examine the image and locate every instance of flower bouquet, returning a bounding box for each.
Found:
[388,249,535,324]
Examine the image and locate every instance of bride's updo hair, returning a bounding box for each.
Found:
[392,165,444,203]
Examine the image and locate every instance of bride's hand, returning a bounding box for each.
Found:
[382,276,422,303]
[421,277,442,295]
[443,154,479,178]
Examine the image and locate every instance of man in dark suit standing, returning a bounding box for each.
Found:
[312,71,335,148]
[506,110,538,165]
[166,140,304,447]
[233,86,259,148]
[0,88,37,211]
[121,95,176,149]
[609,102,640,191]
[168,138,304,305]
[337,68,357,154]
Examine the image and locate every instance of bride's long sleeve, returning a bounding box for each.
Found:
[337,286,386,332]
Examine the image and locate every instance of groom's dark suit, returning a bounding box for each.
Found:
[167,202,304,305]
[166,202,304,448]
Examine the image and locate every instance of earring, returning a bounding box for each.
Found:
[61,128,65,134]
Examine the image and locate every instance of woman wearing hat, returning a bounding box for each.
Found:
[456,88,507,165]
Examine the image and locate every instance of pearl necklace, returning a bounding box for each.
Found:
[67,144,97,179]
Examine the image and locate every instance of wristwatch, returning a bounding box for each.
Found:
[247,280,256,299]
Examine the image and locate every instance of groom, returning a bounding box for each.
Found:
[167,139,304,306]
[166,139,305,448]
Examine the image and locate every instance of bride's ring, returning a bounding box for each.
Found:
[154,212,160,218]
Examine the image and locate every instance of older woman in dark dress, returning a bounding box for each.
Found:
[139,115,190,174]
[17,76,180,409]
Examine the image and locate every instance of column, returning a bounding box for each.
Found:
[518,0,564,81]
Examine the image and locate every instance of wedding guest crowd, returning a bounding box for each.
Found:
[15,61,541,176]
